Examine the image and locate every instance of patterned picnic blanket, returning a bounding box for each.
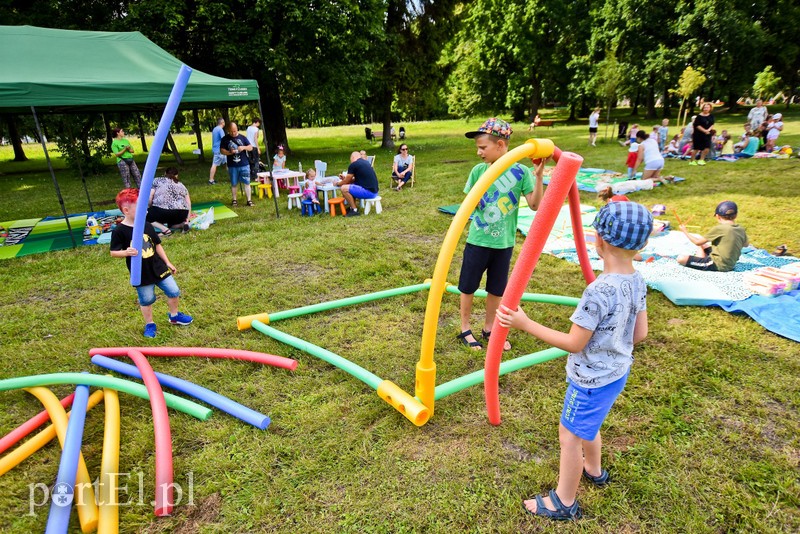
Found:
[0,201,237,260]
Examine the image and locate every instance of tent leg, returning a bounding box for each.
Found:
[258,98,280,219]
[31,106,77,249]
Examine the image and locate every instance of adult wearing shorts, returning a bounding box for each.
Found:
[334,151,379,217]
[634,130,669,184]
[588,107,600,146]
[220,122,254,207]
[689,102,714,165]
[208,118,226,185]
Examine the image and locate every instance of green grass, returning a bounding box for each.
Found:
[0,112,799,533]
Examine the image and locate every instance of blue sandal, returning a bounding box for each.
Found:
[523,490,582,521]
[583,468,610,487]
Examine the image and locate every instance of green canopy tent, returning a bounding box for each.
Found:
[0,26,277,247]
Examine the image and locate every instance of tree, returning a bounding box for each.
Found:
[592,48,625,140]
[674,66,706,127]
[752,66,783,100]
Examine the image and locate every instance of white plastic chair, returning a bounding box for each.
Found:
[314,160,327,178]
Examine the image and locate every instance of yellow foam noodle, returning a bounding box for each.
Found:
[24,387,102,533]
[0,390,105,477]
[416,139,555,419]
[377,380,430,426]
[237,312,270,331]
[98,388,120,534]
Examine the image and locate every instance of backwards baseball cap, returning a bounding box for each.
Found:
[651,204,667,216]
[592,202,654,251]
[715,200,738,218]
[465,117,512,139]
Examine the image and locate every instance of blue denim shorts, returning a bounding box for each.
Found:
[136,275,180,306]
[347,184,377,199]
[560,371,629,440]
[228,165,250,186]
[212,153,227,166]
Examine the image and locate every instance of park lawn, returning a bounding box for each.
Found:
[0,113,798,533]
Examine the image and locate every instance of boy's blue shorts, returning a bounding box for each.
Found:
[560,371,629,441]
[135,275,180,307]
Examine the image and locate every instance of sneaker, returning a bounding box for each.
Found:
[689,161,697,166]
[345,209,361,217]
[143,323,157,338]
[697,160,706,166]
[168,312,194,326]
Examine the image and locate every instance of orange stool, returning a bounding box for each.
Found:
[327,197,347,217]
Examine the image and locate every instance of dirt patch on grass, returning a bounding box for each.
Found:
[144,493,222,533]
[502,439,537,462]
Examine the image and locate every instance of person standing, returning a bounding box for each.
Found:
[208,118,226,185]
[111,128,141,188]
[747,99,768,132]
[588,108,600,146]
[246,117,262,177]
[689,103,714,166]
[220,122,254,207]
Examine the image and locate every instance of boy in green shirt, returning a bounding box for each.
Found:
[677,200,749,272]
[456,118,544,350]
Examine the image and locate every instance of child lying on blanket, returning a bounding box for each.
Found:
[677,201,749,272]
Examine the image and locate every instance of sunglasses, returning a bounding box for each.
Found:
[400,147,408,151]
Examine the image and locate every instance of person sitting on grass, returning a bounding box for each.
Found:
[146,167,191,236]
[456,117,544,351]
[334,151,380,217]
[392,144,414,191]
[677,201,748,272]
[497,201,653,522]
[110,188,193,338]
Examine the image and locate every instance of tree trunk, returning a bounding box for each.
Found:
[631,89,640,115]
[102,113,113,149]
[259,78,288,154]
[3,114,28,162]
[568,103,576,122]
[137,115,148,152]
[662,85,671,118]
[380,88,395,149]
[645,75,656,119]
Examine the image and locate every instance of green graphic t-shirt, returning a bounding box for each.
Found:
[111,138,133,163]
[464,162,535,249]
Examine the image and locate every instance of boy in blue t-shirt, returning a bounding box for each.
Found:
[456,118,544,351]
[498,201,653,521]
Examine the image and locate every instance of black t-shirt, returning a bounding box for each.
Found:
[219,134,251,168]
[347,158,379,193]
[110,222,171,287]
[693,114,715,135]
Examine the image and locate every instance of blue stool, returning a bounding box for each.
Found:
[301,199,320,216]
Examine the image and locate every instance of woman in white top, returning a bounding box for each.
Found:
[588,107,600,146]
[765,113,783,152]
[634,130,670,184]
[392,144,414,191]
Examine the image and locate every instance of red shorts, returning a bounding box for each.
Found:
[625,152,638,168]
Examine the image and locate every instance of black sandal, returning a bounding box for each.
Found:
[456,330,483,349]
[481,329,511,351]
[582,468,610,487]
[232,199,238,207]
[523,490,582,521]
[774,245,788,257]
[161,228,172,237]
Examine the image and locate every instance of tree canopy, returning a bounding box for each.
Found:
[1,0,798,155]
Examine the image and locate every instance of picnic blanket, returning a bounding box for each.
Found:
[437,202,800,341]
[542,167,685,195]
[0,201,237,260]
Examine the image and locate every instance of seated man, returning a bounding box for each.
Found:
[335,151,379,217]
